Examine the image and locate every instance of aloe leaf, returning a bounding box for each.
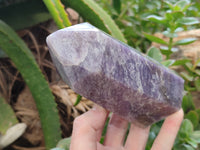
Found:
[0,96,18,135]
[0,20,61,149]
[62,0,126,43]
[0,0,51,30]
[43,0,71,29]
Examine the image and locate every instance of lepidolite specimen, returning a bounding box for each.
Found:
[46,23,184,127]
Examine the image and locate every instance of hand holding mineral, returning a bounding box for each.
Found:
[70,105,183,150]
[46,23,184,127]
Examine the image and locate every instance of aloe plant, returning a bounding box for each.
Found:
[0,20,61,149]
[62,0,126,43]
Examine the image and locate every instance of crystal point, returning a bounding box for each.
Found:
[46,23,184,127]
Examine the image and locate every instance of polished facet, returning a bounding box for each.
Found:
[46,23,184,127]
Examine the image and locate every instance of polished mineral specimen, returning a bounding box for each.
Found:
[46,23,184,127]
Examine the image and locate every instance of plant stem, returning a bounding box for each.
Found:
[192,58,200,71]
[165,37,172,59]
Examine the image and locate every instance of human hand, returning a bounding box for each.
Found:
[70,105,183,150]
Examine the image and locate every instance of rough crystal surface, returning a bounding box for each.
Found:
[46,23,184,127]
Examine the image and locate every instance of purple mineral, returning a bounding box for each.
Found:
[46,23,184,127]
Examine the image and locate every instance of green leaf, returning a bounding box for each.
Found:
[194,78,200,91]
[178,17,200,25]
[175,0,191,11]
[192,58,200,70]
[146,124,160,149]
[143,33,168,45]
[146,15,166,24]
[51,148,65,150]
[0,20,61,149]
[174,144,195,150]
[172,11,185,20]
[147,47,162,62]
[190,131,200,143]
[0,0,51,30]
[195,109,200,121]
[164,1,174,10]
[55,137,71,150]
[174,38,197,46]
[0,96,18,135]
[179,119,193,137]
[175,27,184,32]
[160,46,173,56]
[163,30,178,38]
[62,0,126,43]
[113,0,121,14]
[184,62,193,73]
[195,69,200,76]
[74,95,82,106]
[186,137,198,148]
[43,0,71,29]
[185,111,199,129]
[172,59,191,66]
[165,11,184,22]
[182,144,195,150]
[161,60,175,67]
[182,94,195,113]
[180,72,194,81]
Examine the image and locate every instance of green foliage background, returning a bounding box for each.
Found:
[0,0,200,149]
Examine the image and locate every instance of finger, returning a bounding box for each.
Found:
[124,124,150,150]
[151,109,184,150]
[97,143,123,150]
[103,113,129,147]
[70,105,109,150]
